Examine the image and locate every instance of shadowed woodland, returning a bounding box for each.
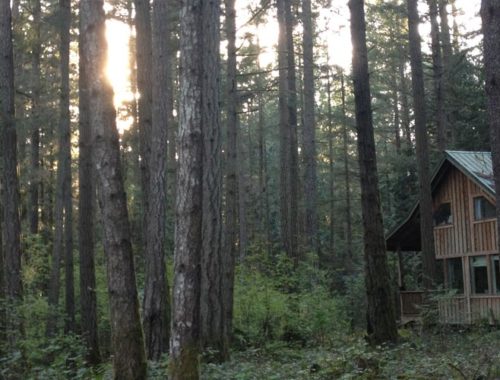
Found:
[1,0,500,378]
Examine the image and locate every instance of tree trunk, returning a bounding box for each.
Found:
[134,0,153,252]
[348,0,398,344]
[200,0,226,361]
[285,0,299,264]
[60,0,75,334]
[301,0,318,254]
[340,72,353,267]
[142,0,170,361]
[78,11,100,362]
[277,0,299,264]
[223,0,238,351]
[46,0,73,338]
[407,0,437,288]
[481,1,500,250]
[428,0,447,151]
[397,44,412,151]
[277,0,291,260]
[326,70,335,260]
[169,0,204,376]
[80,1,147,378]
[29,0,41,235]
[439,0,454,144]
[1,0,24,344]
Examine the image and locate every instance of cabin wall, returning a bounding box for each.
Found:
[433,167,497,258]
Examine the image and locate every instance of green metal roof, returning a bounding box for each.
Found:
[445,150,494,195]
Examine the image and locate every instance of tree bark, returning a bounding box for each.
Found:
[407,0,437,288]
[301,0,318,254]
[277,0,291,260]
[285,0,299,264]
[29,0,41,235]
[326,70,335,259]
[481,1,500,250]
[0,0,23,344]
[439,0,454,144]
[340,72,353,267]
[169,0,204,376]
[397,44,412,151]
[277,0,299,263]
[348,0,398,344]
[142,0,170,361]
[428,0,447,151]
[78,9,100,362]
[80,1,147,378]
[223,0,238,351]
[46,0,73,338]
[134,0,153,252]
[200,0,226,361]
[60,0,75,334]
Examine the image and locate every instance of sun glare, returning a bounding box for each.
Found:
[105,18,134,134]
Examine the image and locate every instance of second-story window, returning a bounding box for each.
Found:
[473,196,496,221]
[433,202,452,226]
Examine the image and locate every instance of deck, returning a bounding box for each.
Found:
[400,291,500,325]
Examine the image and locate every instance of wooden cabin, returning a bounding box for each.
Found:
[386,151,500,324]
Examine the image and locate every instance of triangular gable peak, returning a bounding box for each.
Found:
[386,150,495,252]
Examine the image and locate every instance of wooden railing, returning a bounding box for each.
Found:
[437,297,467,324]
[400,291,424,316]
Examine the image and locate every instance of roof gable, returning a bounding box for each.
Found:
[386,150,494,251]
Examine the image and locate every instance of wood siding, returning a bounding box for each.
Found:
[433,167,497,258]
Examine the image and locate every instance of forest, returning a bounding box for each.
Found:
[1,0,500,378]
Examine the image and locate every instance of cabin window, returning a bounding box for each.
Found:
[470,256,489,294]
[492,255,500,294]
[447,258,463,293]
[473,196,496,221]
[433,202,452,226]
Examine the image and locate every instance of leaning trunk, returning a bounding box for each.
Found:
[80,1,147,377]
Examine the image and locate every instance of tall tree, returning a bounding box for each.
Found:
[285,0,299,264]
[142,0,170,361]
[223,0,238,352]
[80,1,147,378]
[200,0,225,361]
[481,1,500,249]
[340,71,353,267]
[301,0,318,254]
[0,0,23,344]
[134,0,153,250]
[428,0,447,151]
[407,0,437,287]
[29,0,42,234]
[348,0,398,344]
[78,6,100,362]
[60,0,75,334]
[277,0,299,263]
[46,0,74,337]
[439,0,454,144]
[170,0,204,376]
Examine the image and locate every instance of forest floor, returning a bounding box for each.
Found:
[144,327,500,379]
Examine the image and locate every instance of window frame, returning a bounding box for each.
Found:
[470,255,490,295]
[433,201,453,228]
[472,196,496,222]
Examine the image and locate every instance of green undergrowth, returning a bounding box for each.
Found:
[201,329,500,380]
